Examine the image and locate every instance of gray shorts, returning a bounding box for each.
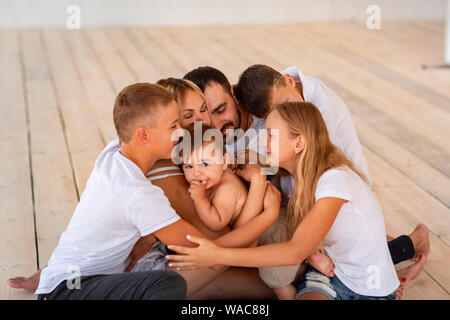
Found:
[128,240,168,272]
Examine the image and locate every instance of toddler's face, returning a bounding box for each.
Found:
[182,143,227,189]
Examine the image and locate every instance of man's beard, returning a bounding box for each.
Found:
[220,100,241,134]
[221,99,242,145]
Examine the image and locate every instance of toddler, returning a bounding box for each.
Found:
[181,125,265,231]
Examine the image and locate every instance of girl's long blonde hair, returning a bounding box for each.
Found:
[275,102,368,240]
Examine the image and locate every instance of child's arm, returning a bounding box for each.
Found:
[155,181,280,249]
[233,162,271,228]
[166,197,346,269]
[150,168,230,240]
[232,174,266,228]
[188,180,237,232]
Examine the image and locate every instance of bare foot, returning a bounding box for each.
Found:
[395,286,405,300]
[397,253,427,287]
[308,253,335,277]
[409,224,430,259]
[7,269,41,291]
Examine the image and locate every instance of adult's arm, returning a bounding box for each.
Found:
[154,181,280,249]
[166,197,345,269]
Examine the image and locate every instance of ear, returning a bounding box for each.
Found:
[135,126,150,145]
[230,84,236,98]
[284,74,296,88]
[295,135,306,155]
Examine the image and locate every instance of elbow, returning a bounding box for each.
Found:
[208,211,229,232]
[209,222,227,232]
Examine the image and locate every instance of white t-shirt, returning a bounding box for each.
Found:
[316,166,399,296]
[225,115,266,156]
[35,139,180,295]
[280,66,372,197]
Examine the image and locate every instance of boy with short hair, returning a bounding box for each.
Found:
[35,83,187,299]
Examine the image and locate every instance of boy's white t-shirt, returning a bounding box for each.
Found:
[316,166,399,296]
[35,139,180,295]
[279,66,372,197]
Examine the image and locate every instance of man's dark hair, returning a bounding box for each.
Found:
[183,66,232,96]
[234,64,286,118]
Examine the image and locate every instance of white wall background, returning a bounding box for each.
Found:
[0,0,447,28]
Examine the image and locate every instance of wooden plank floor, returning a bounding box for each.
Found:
[1,21,449,300]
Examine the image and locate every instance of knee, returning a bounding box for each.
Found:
[144,270,187,300]
[164,271,187,299]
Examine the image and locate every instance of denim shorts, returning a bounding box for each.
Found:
[296,266,397,300]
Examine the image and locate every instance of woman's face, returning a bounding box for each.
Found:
[179,89,212,129]
[264,110,299,169]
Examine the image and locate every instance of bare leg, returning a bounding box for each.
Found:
[296,292,329,300]
[175,265,228,297]
[187,267,275,300]
[7,268,42,291]
[273,284,297,300]
[408,224,430,258]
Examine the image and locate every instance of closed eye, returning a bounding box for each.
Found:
[213,103,226,114]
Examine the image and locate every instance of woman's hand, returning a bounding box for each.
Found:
[166,235,223,270]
